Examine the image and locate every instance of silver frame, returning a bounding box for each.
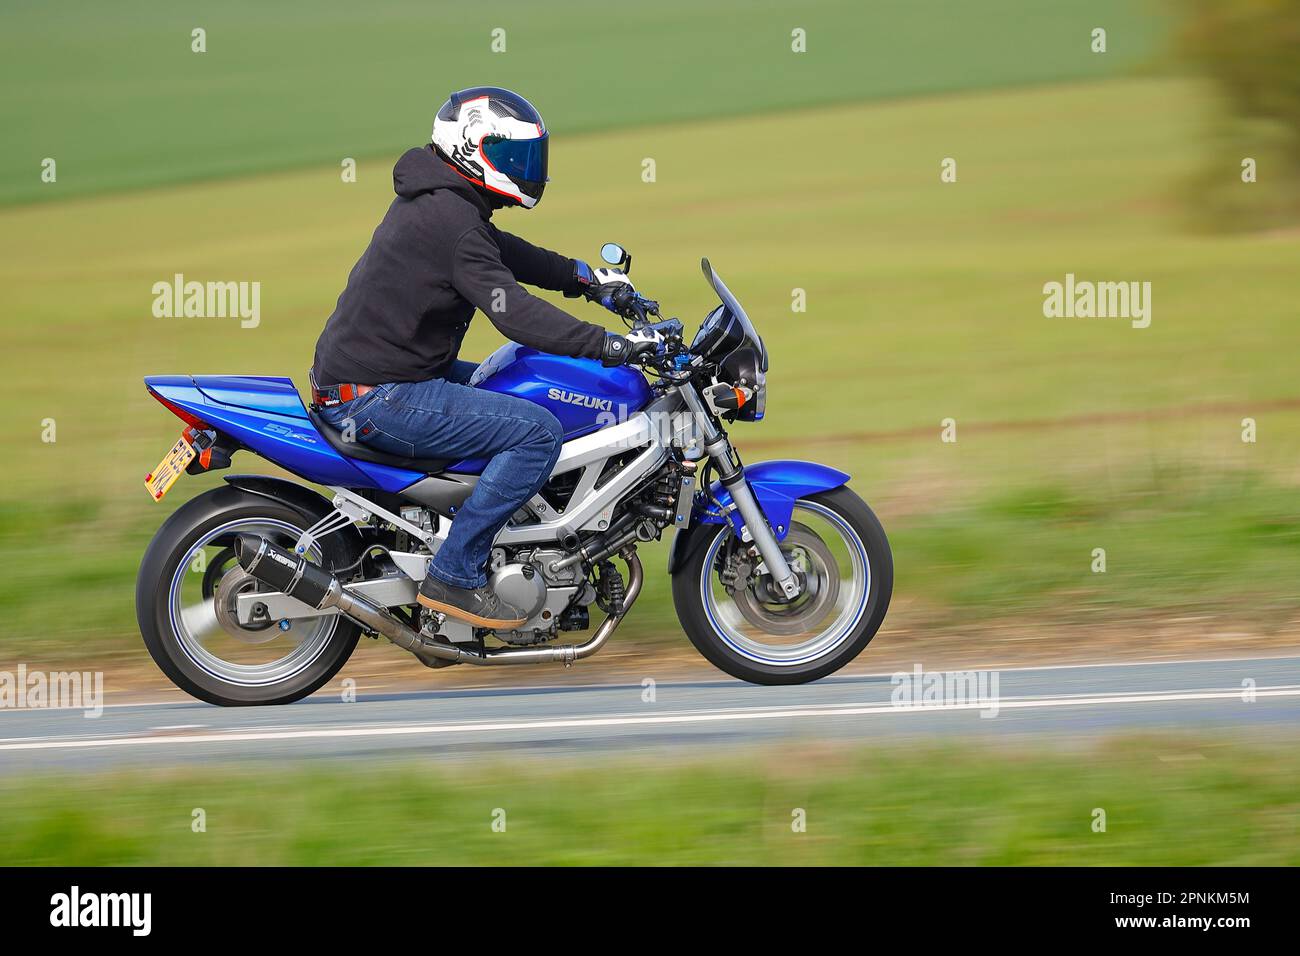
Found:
[241,392,699,626]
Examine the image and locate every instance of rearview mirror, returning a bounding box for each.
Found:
[600,242,631,273]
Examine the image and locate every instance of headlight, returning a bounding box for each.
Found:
[702,379,765,422]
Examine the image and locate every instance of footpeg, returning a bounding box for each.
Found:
[414,611,462,667]
[418,609,447,638]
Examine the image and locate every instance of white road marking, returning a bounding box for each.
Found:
[0,686,1296,753]
[0,654,1294,714]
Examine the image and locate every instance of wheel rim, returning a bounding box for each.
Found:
[168,517,338,686]
[700,499,870,667]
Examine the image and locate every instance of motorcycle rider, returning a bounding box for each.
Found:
[310,87,661,630]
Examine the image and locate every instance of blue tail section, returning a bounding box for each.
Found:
[144,375,428,493]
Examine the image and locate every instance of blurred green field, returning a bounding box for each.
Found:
[3,0,1298,668]
[0,0,1165,204]
[4,0,1297,883]
[3,734,1296,865]
[3,71,1300,662]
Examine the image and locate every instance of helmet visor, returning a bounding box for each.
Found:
[482,133,548,192]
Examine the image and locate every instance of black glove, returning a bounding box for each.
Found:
[594,282,634,313]
[576,264,639,311]
[600,329,664,367]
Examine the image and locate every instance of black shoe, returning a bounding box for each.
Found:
[417,576,527,629]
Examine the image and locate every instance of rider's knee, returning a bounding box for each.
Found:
[526,407,564,456]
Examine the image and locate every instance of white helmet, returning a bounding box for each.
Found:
[432,86,549,209]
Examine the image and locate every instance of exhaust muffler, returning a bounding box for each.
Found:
[232,534,641,668]
[232,533,452,665]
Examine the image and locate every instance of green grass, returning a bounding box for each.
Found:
[898,467,1300,619]
[0,0,1166,204]
[3,74,1300,659]
[2,734,1296,865]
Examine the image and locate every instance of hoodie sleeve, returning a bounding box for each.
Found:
[451,225,607,359]
[489,225,580,294]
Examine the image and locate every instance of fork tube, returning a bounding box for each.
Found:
[677,386,801,600]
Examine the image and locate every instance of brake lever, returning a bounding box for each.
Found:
[624,297,658,324]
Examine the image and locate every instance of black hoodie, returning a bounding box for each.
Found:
[311,146,607,386]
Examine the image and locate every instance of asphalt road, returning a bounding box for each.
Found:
[1,656,1296,771]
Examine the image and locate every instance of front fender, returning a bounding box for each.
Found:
[667,459,850,574]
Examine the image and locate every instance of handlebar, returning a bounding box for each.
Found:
[609,285,659,323]
[627,317,689,371]
[600,279,689,371]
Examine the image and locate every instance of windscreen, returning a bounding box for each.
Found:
[701,258,768,371]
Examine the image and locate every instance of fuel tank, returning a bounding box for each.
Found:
[469,344,653,440]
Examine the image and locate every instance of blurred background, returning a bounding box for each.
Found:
[0,0,1297,865]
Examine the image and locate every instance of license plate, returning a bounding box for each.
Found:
[144,436,196,501]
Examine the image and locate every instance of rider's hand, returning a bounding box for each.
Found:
[583,267,636,316]
[573,259,657,320]
[600,328,664,367]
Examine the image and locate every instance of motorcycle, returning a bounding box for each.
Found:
[136,246,892,705]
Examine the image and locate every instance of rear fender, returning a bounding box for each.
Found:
[222,475,365,562]
[223,474,335,521]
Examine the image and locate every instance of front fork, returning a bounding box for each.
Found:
[679,386,802,600]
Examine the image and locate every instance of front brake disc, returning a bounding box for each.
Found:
[731,522,840,637]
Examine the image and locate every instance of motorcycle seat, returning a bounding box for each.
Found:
[308,407,451,474]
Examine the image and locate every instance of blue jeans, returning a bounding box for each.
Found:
[320,360,564,589]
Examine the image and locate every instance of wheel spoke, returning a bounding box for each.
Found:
[179,598,222,643]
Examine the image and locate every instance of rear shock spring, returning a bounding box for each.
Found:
[594,560,626,615]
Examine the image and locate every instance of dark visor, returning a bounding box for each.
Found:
[482,133,549,187]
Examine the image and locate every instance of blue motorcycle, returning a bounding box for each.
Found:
[137,247,892,705]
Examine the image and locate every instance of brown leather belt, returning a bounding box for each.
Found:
[311,382,374,407]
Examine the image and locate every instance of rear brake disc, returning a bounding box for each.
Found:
[212,566,280,644]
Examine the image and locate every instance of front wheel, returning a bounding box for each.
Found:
[672,486,892,685]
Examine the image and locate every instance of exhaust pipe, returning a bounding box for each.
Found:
[232,534,642,668]
[233,533,450,665]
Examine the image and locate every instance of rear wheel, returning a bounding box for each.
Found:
[136,485,361,705]
[672,486,892,685]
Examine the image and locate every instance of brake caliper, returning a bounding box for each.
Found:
[718,544,755,597]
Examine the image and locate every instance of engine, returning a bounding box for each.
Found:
[487,561,546,621]
[407,459,687,647]
[479,547,596,645]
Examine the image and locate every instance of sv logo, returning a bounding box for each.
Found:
[263,422,317,443]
